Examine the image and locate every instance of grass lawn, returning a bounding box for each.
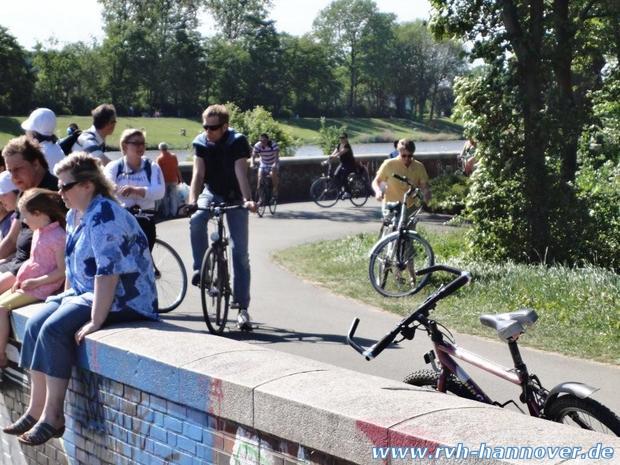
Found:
[273,227,619,365]
[1,115,463,149]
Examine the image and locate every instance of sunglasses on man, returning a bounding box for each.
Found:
[203,123,224,131]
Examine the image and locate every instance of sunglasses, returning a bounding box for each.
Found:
[58,181,80,192]
[203,123,224,131]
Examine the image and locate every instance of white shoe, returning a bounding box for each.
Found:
[237,309,252,331]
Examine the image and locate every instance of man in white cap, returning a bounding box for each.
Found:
[0,172,18,240]
[21,108,65,173]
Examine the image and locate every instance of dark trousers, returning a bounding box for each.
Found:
[136,217,156,252]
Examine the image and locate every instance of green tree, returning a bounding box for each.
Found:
[0,26,35,114]
[435,0,619,264]
[313,0,379,115]
[204,0,273,41]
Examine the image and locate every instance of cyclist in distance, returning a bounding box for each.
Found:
[372,138,431,215]
[251,133,279,200]
[187,104,256,331]
[326,133,356,194]
[103,129,165,251]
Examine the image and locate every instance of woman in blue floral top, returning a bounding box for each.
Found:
[4,152,158,446]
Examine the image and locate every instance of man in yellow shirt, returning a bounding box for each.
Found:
[372,138,431,210]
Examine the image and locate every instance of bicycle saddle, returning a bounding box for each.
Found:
[479,308,538,341]
[384,202,401,212]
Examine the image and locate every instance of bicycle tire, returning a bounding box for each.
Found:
[348,173,369,207]
[403,369,479,401]
[269,196,277,215]
[200,246,230,334]
[369,230,434,297]
[310,177,339,208]
[545,395,620,436]
[153,239,187,313]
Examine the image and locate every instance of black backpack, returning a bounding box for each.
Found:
[58,130,82,155]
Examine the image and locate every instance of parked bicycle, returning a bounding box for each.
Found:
[310,160,369,208]
[369,174,434,297]
[348,265,620,436]
[192,203,244,334]
[253,167,277,217]
[128,207,188,313]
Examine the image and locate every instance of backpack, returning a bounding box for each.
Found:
[58,130,82,155]
[116,158,152,183]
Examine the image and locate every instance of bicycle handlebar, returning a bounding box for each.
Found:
[182,203,245,216]
[347,265,471,360]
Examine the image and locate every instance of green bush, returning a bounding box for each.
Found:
[317,117,347,155]
[426,173,470,214]
[224,103,299,156]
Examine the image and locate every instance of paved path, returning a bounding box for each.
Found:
[157,201,620,414]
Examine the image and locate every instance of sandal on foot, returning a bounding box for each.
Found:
[18,422,65,445]
[3,414,37,435]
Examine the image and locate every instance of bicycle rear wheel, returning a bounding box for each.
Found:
[200,246,230,334]
[348,173,369,207]
[310,177,339,208]
[545,395,620,436]
[369,230,434,297]
[153,239,187,313]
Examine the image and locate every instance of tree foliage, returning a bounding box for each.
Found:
[0,26,35,114]
[436,0,619,267]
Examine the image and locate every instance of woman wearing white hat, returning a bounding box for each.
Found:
[21,108,65,174]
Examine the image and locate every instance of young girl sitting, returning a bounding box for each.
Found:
[0,188,66,367]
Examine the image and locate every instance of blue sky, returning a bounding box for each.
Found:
[3,0,431,50]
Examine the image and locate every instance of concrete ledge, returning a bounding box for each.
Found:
[10,304,620,465]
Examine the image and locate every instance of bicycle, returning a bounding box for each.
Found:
[348,265,620,436]
[369,174,434,297]
[128,207,188,313]
[253,167,277,217]
[194,203,245,334]
[309,160,369,208]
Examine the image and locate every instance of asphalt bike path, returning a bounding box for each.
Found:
[157,201,620,414]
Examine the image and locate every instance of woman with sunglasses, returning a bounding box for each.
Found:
[3,153,158,445]
[371,138,431,215]
[326,132,357,193]
[103,129,165,251]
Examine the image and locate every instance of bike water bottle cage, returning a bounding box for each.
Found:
[479,308,538,341]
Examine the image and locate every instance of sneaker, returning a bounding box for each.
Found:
[237,309,252,331]
[191,270,200,287]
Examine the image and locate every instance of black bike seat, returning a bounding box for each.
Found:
[385,202,401,212]
[479,308,538,341]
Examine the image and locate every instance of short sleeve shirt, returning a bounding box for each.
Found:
[376,157,429,207]
[194,130,251,201]
[63,195,158,319]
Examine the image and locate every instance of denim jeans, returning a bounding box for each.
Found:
[189,188,251,309]
[20,300,144,379]
[161,182,179,218]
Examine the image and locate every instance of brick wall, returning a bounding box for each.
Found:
[1,364,353,465]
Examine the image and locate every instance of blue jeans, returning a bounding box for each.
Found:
[19,300,144,379]
[189,188,251,309]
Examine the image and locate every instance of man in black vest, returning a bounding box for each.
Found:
[187,105,256,331]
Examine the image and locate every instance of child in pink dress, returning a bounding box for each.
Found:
[0,188,66,367]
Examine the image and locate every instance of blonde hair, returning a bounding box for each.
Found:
[17,188,66,229]
[119,128,146,155]
[201,104,229,125]
[54,152,116,201]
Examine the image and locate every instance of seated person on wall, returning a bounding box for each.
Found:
[2,153,158,446]
[0,189,67,368]
[103,129,165,251]
[0,171,17,241]
[372,138,431,218]
[0,137,61,290]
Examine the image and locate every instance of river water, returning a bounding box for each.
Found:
[106,139,465,162]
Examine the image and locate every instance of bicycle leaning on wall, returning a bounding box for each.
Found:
[348,264,620,436]
[368,174,434,298]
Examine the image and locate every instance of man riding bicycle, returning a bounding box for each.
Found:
[251,133,279,200]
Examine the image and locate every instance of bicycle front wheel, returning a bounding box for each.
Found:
[545,395,620,436]
[369,230,434,297]
[348,173,369,207]
[269,196,277,215]
[310,177,339,208]
[256,189,267,217]
[403,369,479,401]
[153,239,187,313]
[200,247,230,334]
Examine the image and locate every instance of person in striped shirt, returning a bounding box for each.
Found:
[251,133,279,199]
